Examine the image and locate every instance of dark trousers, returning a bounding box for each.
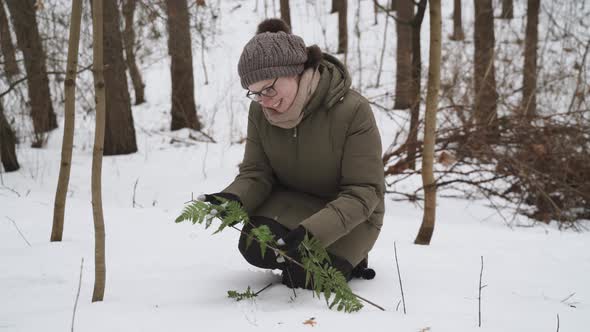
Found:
[238,216,354,288]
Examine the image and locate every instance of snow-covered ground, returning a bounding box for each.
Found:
[1,0,589,331]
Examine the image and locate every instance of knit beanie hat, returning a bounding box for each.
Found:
[238,19,308,89]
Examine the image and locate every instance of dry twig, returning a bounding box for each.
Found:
[394,242,406,314]
[6,217,31,247]
[71,257,84,332]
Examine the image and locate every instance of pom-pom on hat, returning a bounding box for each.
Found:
[238,18,308,89]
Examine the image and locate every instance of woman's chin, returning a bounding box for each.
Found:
[267,105,284,114]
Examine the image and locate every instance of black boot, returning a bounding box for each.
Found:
[281,253,354,289]
[351,258,376,280]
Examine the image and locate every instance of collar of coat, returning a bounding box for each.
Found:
[303,52,352,120]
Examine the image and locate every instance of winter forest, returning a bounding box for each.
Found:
[1,0,589,330]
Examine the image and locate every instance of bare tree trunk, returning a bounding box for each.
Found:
[0,102,19,172]
[263,0,268,18]
[272,0,276,17]
[394,0,413,109]
[473,0,498,141]
[91,0,106,303]
[407,0,427,170]
[166,0,201,131]
[51,0,83,243]
[374,4,390,88]
[337,0,347,55]
[122,0,145,105]
[103,0,137,155]
[355,0,362,92]
[331,0,338,14]
[501,0,513,19]
[280,0,291,30]
[373,0,378,25]
[5,0,57,137]
[522,0,539,120]
[195,5,209,85]
[0,0,19,79]
[390,0,397,11]
[415,0,440,246]
[450,0,465,41]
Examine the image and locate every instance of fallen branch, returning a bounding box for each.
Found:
[6,217,31,247]
[254,282,273,296]
[0,185,21,197]
[132,178,142,208]
[478,256,486,328]
[71,257,84,332]
[394,241,407,314]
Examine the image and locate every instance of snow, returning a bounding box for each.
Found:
[1,0,589,331]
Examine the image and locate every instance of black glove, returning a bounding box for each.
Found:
[198,193,242,224]
[275,226,308,264]
[276,226,314,289]
[199,192,241,206]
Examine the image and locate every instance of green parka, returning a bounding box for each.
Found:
[223,54,385,266]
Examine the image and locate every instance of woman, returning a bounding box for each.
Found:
[204,19,384,289]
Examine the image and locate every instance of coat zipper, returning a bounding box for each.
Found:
[293,127,298,138]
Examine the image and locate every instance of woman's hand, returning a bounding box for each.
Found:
[275,225,309,264]
[198,192,241,206]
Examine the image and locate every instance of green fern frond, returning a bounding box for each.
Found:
[175,201,210,225]
[299,236,363,313]
[213,199,249,234]
[246,225,274,258]
[176,197,249,233]
[227,286,257,302]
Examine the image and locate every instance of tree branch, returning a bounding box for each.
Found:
[0,64,93,99]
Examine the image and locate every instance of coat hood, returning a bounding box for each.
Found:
[304,53,352,116]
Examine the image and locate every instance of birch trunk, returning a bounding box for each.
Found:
[415,0,440,245]
[91,0,106,302]
[51,0,83,242]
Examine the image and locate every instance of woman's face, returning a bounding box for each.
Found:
[248,75,299,113]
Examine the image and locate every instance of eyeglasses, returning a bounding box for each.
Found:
[246,77,279,101]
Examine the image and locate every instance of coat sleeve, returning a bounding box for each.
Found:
[222,103,275,215]
[301,100,384,247]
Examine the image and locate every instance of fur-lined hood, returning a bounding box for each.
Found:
[302,52,352,118]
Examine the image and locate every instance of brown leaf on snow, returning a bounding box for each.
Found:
[437,150,457,167]
[303,317,317,327]
[418,327,431,332]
